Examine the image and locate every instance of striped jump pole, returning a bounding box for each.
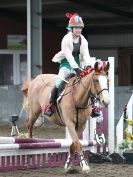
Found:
[0,137,97,171]
[0,137,96,150]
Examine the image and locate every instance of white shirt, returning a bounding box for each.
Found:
[52,32,92,68]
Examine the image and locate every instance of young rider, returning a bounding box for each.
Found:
[43,13,101,117]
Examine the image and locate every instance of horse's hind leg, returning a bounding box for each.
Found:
[27,110,40,138]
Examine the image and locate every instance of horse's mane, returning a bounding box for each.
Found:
[80,67,93,78]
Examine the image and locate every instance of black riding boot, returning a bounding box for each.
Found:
[44,86,58,116]
[91,108,101,117]
[50,86,58,104]
[91,97,101,117]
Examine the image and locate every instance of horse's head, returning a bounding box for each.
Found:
[91,60,110,106]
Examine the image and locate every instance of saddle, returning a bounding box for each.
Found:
[58,73,76,94]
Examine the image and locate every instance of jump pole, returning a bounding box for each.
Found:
[0,137,97,171]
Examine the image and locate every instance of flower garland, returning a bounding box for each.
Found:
[119,120,133,150]
[126,119,133,125]
[119,104,133,150]
[124,119,133,141]
[123,104,133,141]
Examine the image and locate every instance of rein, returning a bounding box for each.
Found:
[57,71,108,110]
[56,69,109,130]
[73,71,109,130]
[80,73,108,97]
[58,77,80,97]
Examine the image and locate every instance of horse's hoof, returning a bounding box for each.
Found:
[64,163,73,172]
[65,168,79,174]
[82,166,90,174]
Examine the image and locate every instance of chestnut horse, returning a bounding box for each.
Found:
[22,60,110,173]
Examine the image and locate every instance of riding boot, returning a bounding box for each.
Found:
[90,97,101,118]
[91,107,101,117]
[43,86,58,116]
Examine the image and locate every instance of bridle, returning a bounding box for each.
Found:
[73,71,109,129]
[92,73,109,96]
[80,72,109,98]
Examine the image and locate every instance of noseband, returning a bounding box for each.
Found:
[80,72,108,97]
[92,73,108,96]
[97,88,108,96]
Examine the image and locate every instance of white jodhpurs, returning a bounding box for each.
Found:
[55,67,75,88]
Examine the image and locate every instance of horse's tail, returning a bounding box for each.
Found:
[21,81,30,112]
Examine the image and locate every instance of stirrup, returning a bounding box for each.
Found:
[42,104,56,116]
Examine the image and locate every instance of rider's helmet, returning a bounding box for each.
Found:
[66,13,84,29]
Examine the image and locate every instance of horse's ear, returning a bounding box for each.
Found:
[94,61,99,72]
[104,61,110,72]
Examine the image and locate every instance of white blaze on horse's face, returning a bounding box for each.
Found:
[93,60,110,106]
[98,75,110,105]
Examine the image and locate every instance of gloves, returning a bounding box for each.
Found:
[85,65,93,74]
[74,68,82,77]
[86,65,92,69]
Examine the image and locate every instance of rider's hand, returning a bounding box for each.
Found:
[86,65,92,69]
[74,68,82,77]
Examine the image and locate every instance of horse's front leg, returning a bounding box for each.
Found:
[64,151,73,171]
[64,123,90,173]
[71,141,90,173]
[78,150,90,173]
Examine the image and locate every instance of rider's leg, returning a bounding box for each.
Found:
[90,97,102,117]
[43,86,58,116]
[43,67,71,116]
[91,106,101,117]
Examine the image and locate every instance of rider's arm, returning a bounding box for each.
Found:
[80,36,92,67]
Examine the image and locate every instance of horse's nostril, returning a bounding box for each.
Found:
[102,100,109,107]
[102,100,108,107]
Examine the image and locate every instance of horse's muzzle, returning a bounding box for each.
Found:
[101,99,110,107]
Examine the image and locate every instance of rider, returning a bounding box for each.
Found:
[43,13,101,117]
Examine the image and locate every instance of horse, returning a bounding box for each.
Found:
[22,60,110,173]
